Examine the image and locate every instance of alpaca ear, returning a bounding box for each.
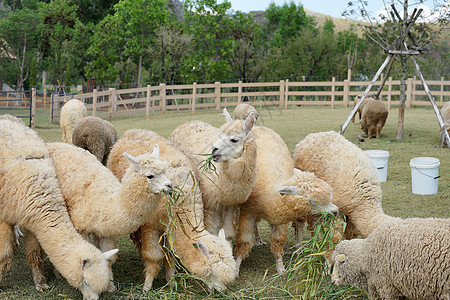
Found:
[81,257,91,270]
[151,144,160,158]
[124,152,140,171]
[196,239,210,258]
[277,186,300,195]
[103,249,119,261]
[243,111,256,135]
[222,108,233,123]
[218,228,226,240]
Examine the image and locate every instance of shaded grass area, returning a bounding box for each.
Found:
[1,105,448,299]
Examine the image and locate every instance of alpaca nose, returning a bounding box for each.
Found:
[332,210,338,217]
[212,147,218,155]
[166,183,173,191]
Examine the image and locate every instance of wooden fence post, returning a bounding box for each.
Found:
[343,79,349,107]
[284,79,289,109]
[279,80,284,107]
[192,82,197,114]
[160,83,166,113]
[109,88,116,119]
[31,88,36,128]
[387,77,392,109]
[412,76,417,103]
[440,77,444,103]
[215,82,221,110]
[406,78,413,108]
[92,89,97,116]
[331,77,335,109]
[146,85,151,119]
[238,80,242,104]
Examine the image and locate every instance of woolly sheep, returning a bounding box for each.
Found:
[441,101,450,146]
[25,141,172,292]
[234,126,338,274]
[169,109,257,240]
[360,98,388,139]
[0,115,117,300]
[60,99,87,144]
[331,218,450,300]
[72,116,118,165]
[294,131,399,241]
[233,103,259,121]
[107,129,236,291]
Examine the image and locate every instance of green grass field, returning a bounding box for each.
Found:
[1,105,448,299]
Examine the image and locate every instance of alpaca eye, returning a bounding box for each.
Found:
[83,280,89,286]
[230,138,238,143]
[147,175,154,179]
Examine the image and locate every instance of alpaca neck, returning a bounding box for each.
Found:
[216,139,257,206]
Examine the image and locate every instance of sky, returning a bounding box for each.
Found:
[224,0,447,20]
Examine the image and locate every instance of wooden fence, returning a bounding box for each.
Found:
[50,77,450,123]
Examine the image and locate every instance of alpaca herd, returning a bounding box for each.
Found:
[0,100,448,299]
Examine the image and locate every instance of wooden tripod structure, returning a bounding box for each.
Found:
[339,4,450,147]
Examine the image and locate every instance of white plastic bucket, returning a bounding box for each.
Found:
[410,157,440,195]
[365,150,390,182]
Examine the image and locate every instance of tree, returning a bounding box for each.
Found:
[112,0,170,87]
[0,7,40,99]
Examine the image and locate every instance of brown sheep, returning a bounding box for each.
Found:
[360,99,388,139]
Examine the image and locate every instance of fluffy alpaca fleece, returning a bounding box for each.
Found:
[234,126,338,274]
[0,115,116,300]
[233,103,259,121]
[107,129,237,291]
[60,99,87,144]
[294,131,399,241]
[441,101,450,146]
[360,99,388,139]
[331,218,450,300]
[169,111,257,240]
[25,141,172,292]
[72,116,118,165]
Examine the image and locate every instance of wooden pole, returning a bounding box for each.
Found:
[146,85,151,119]
[340,54,394,135]
[192,82,197,114]
[31,88,36,128]
[410,56,450,147]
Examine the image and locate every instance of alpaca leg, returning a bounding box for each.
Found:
[203,204,221,236]
[222,205,238,241]
[0,221,15,283]
[24,230,49,292]
[139,225,163,292]
[270,224,288,274]
[292,219,305,249]
[163,252,176,286]
[376,123,383,139]
[234,208,256,275]
[254,220,266,246]
[97,236,118,292]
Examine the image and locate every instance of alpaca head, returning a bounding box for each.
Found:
[195,229,237,291]
[76,249,118,300]
[277,169,338,216]
[123,144,173,193]
[211,109,256,162]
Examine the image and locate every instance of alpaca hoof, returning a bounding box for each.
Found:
[108,281,117,292]
[36,283,50,292]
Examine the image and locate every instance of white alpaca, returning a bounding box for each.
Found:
[0,115,116,300]
[24,142,172,292]
[107,129,237,292]
[60,99,87,144]
[234,126,338,274]
[169,109,257,240]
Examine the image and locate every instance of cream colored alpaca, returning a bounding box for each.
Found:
[234,126,338,274]
[24,142,172,292]
[294,131,399,241]
[0,115,116,300]
[169,109,257,240]
[107,129,236,292]
[60,99,87,144]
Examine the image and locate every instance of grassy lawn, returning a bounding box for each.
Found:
[1,105,448,299]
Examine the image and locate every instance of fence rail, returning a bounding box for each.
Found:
[51,77,449,123]
[0,88,36,128]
